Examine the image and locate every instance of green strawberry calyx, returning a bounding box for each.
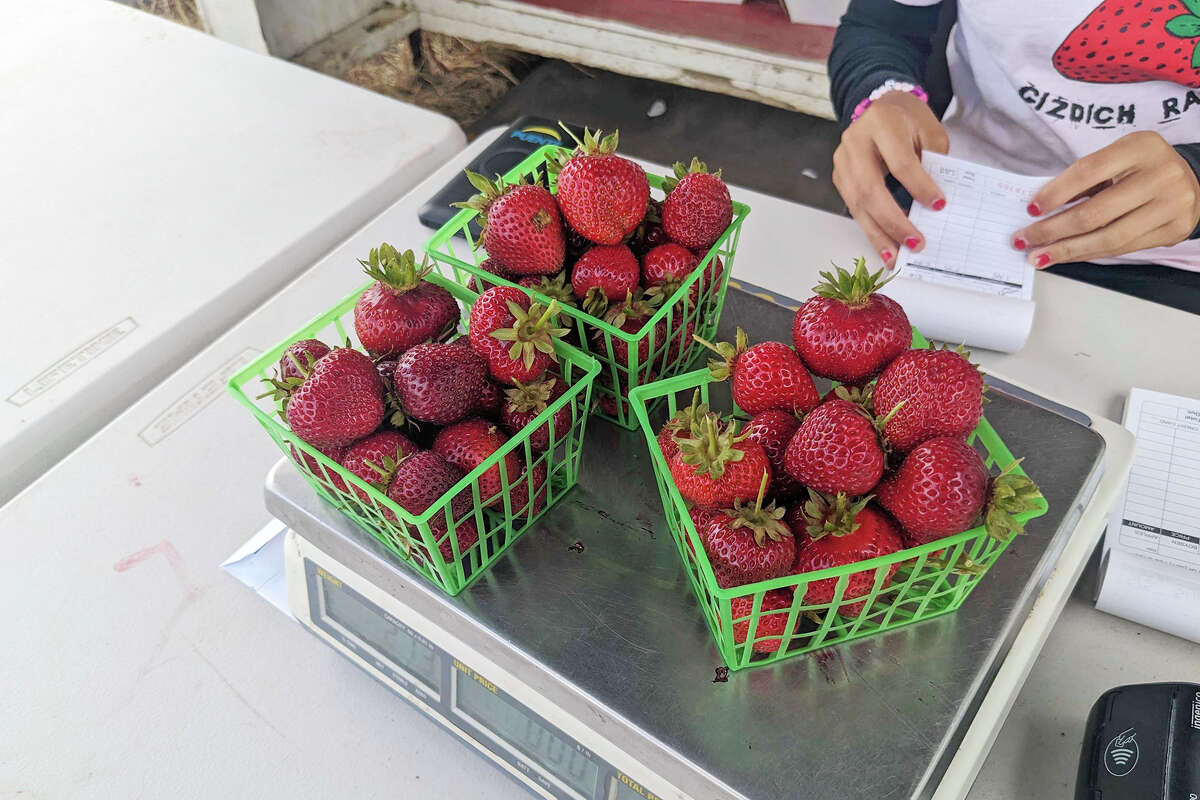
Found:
[676,414,748,479]
[813,256,895,308]
[549,123,620,173]
[525,272,578,308]
[1165,0,1200,70]
[723,473,790,546]
[361,446,411,493]
[603,289,662,329]
[359,243,432,294]
[983,459,1044,542]
[694,327,751,382]
[581,287,611,318]
[662,156,722,194]
[503,377,558,415]
[489,299,570,370]
[662,390,711,439]
[802,490,872,541]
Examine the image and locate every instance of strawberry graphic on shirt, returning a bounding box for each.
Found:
[1053,0,1200,87]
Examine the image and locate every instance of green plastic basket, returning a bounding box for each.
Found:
[228,273,601,596]
[628,331,1050,670]
[423,144,750,430]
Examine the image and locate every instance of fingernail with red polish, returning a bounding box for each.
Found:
[880,249,893,263]
[932,198,946,211]
[1027,202,1041,217]
[1035,253,1050,268]
[1013,237,1027,251]
[904,236,921,249]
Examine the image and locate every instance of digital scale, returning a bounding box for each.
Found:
[263,291,1128,800]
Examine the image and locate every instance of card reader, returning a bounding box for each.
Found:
[1076,682,1200,799]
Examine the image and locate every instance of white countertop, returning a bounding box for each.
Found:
[0,0,465,505]
[2,129,1197,799]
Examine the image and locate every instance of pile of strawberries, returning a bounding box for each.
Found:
[456,127,734,414]
[262,243,579,566]
[656,258,1043,652]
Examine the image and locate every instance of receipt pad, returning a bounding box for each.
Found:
[1076,683,1200,799]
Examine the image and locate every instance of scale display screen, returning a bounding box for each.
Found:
[455,668,600,797]
[322,577,440,692]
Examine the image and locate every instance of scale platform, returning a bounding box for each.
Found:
[263,291,1108,800]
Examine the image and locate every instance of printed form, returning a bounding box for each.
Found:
[1096,388,1200,643]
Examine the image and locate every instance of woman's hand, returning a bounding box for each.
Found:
[832,90,950,268]
[1014,131,1200,268]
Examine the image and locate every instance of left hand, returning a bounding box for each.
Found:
[1013,131,1200,268]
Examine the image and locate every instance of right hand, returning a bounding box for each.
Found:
[831,90,950,268]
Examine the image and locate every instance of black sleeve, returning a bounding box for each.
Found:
[1174,143,1200,240]
[828,0,945,128]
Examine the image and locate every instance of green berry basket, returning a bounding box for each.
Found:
[627,330,1050,671]
[227,273,601,596]
[423,144,750,430]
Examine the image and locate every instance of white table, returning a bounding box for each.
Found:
[1,130,1195,799]
[0,0,465,506]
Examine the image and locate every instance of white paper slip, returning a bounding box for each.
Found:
[884,152,1047,353]
[222,518,291,617]
[1096,387,1200,643]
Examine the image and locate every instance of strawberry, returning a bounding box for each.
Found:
[699,254,725,304]
[391,342,488,426]
[1052,0,1200,87]
[744,409,804,500]
[794,493,902,618]
[476,380,504,418]
[553,127,649,245]
[661,157,733,252]
[339,430,419,502]
[782,396,885,496]
[872,346,984,452]
[665,318,697,364]
[700,474,796,588]
[656,390,711,462]
[280,339,330,381]
[499,378,570,451]
[631,219,670,258]
[731,590,794,652]
[697,327,819,416]
[877,437,1042,546]
[375,359,398,392]
[468,285,569,385]
[597,368,655,418]
[432,417,521,508]
[467,257,515,294]
[289,441,349,493]
[517,272,578,308]
[791,257,910,385]
[354,245,460,358]
[507,460,549,518]
[433,519,480,564]
[641,243,699,303]
[386,450,471,534]
[456,172,564,275]
[669,415,771,510]
[595,291,665,369]
[270,347,385,449]
[563,219,592,263]
[571,244,640,316]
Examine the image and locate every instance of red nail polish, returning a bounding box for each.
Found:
[904,237,921,249]
[880,249,893,263]
[1014,237,1027,251]
[1035,253,1050,268]
[932,198,946,211]
[1027,202,1041,217]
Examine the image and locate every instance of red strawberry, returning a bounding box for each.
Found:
[699,254,725,303]
[665,318,697,364]
[289,441,349,493]
[872,346,984,452]
[792,257,910,385]
[571,244,640,316]
[507,460,549,519]
[783,396,885,496]
[668,415,772,510]
[595,291,665,369]
[697,328,819,416]
[699,474,796,588]
[456,172,564,275]
[375,359,398,392]
[467,257,516,294]
[393,342,487,425]
[386,450,471,534]
[339,430,419,504]
[657,391,711,462]
[468,286,569,385]
[731,590,794,652]
[631,220,670,258]
[744,409,804,500]
[794,493,902,618]
[641,243,699,302]
[276,348,385,449]
[433,518,480,564]
[354,245,460,358]
[476,380,504,418]
[553,127,649,245]
[597,368,655,418]
[661,157,733,252]
[563,219,592,263]
[499,377,571,451]
[433,417,521,508]
[877,437,1042,546]
[517,271,578,308]
[1052,1,1200,87]
[280,339,330,381]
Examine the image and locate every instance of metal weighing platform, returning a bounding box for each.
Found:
[263,291,1110,800]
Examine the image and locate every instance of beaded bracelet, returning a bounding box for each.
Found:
[851,79,929,122]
